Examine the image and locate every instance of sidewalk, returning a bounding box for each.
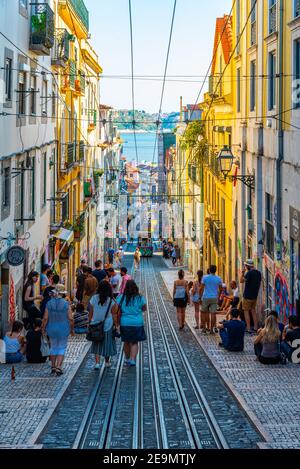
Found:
[0,336,90,448]
[161,268,300,449]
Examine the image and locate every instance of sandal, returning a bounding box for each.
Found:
[55,368,63,376]
[51,367,57,375]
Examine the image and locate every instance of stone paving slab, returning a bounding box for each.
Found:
[0,336,90,447]
[161,269,300,449]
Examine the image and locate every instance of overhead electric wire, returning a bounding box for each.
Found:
[128,0,139,164]
[152,0,177,165]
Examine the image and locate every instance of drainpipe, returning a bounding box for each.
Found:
[276,0,284,260]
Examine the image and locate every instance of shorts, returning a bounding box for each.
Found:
[201,298,218,313]
[6,352,24,364]
[49,337,68,356]
[242,298,257,311]
[173,298,188,308]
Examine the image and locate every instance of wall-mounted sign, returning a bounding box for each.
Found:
[290,206,300,242]
[6,246,26,266]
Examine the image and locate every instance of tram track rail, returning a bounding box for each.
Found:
[143,259,229,449]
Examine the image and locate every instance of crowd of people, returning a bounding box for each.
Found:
[162,240,181,266]
[172,260,300,365]
[2,248,300,372]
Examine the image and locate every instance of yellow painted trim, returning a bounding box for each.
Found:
[82,50,103,75]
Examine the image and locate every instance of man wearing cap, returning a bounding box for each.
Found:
[240,259,262,333]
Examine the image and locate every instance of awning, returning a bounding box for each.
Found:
[53,228,74,244]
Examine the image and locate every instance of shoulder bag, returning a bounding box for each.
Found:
[40,334,50,357]
[86,299,112,343]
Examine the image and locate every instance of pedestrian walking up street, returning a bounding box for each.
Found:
[173,270,190,330]
[107,268,121,298]
[22,271,43,329]
[82,267,98,310]
[191,270,203,329]
[92,260,108,284]
[108,247,115,265]
[112,280,147,366]
[133,247,141,271]
[119,267,132,294]
[88,280,117,369]
[42,290,74,376]
[240,259,262,334]
[199,265,223,334]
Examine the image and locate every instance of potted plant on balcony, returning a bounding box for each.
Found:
[73,218,85,241]
[31,12,52,48]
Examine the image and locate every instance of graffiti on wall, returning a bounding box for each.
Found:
[275,271,292,324]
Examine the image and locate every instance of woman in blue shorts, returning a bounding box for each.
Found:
[112,280,147,367]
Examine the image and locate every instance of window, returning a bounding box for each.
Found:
[236,0,241,54]
[265,193,274,257]
[294,40,300,109]
[41,152,47,207]
[250,0,257,45]
[42,79,48,116]
[5,57,12,102]
[269,0,277,34]
[268,52,276,110]
[295,0,300,18]
[250,60,256,112]
[27,157,35,218]
[30,75,37,115]
[19,0,28,8]
[237,67,241,113]
[1,165,11,220]
[18,72,26,115]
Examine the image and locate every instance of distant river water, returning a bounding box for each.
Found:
[120,132,158,164]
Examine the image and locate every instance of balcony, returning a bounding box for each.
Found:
[51,29,70,67]
[74,70,86,95]
[208,152,221,178]
[208,75,222,98]
[58,0,89,39]
[73,212,86,241]
[84,179,93,199]
[188,164,198,184]
[29,3,54,56]
[269,3,277,34]
[61,59,76,92]
[88,109,97,131]
[209,217,225,255]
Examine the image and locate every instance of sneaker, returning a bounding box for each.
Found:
[105,361,112,368]
[201,328,207,334]
[94,363,100,370]
[128,359,136,366]
[213,327,219,333]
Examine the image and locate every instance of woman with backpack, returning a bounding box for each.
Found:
[88,280,117,369]
[112,280,147,367]
[191,270,203,329]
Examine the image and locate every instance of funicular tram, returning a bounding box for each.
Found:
[138,237,153,257]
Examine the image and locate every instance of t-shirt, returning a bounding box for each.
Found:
[110,274,121,294]
[116,294,146,327]
[92,268,107,284]
[26,330,45,363]
[40,273,49,287]
[223,320,246,351]
[89,296,113,332]
[233,287,239,298]
[119,274,131,294]
[201,274,222,299]
[285,328,300,350]
[243,269,262,300]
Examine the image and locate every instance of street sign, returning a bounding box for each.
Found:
[6,246,26,266]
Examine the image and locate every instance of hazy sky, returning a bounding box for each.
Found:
[84,0,231,113]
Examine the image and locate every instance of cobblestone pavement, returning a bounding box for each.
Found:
[161,266,300,449]
[0,336,90,447]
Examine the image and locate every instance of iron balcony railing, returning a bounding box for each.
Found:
[209,217,226,255]
[67,141,76,167]
[52,28,70,66]
[66,0,89,32]
[296,0,300,17]
[209,152,221,178]
[79,140,85,161]
[30,3,54,55]
[269,3,277,34]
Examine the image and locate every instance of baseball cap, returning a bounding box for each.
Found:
[244,259,254,267]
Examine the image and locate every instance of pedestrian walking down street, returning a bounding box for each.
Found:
[171,246,177,265]
[42,290,74,376]
[22,271,43,329]
[108,247,115,265]
[133,247,141,271]
[92,260,108,284]
[112,280,147,366]
[175,245,181,266]
[107,267,121,298]
[82,267,98,310]
[119,267,131,294]
[173,270,190,330]
[89,281,117,369]
[240,259,262,334]
[199,265,223,334]
[191,270,203,329]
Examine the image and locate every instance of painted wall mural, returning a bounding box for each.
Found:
[275,271,292,324]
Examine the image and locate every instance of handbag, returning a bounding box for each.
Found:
[86,299,112,343]
[40,334,50,357]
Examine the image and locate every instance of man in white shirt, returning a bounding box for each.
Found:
[107,268,121,298]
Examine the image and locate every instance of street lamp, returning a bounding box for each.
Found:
[217,145,255,190]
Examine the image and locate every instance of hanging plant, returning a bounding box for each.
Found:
[31,13,46,34]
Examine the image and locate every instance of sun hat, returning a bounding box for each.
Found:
[244,259,254,267]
